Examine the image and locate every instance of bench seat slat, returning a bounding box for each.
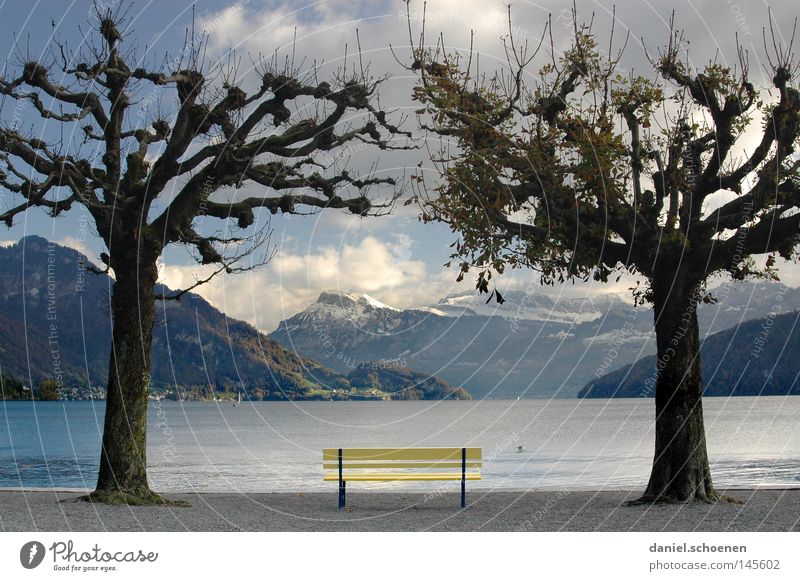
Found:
[323,461,481,469]
[324,473,482,481]
[323,447,482,461]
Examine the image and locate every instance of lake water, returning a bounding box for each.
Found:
[1,398,798,492]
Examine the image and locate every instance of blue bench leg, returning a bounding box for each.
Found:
[461,447,466,508]
[338,480,346,509]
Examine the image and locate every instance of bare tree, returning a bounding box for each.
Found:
[0,5,408,504]
[406,4,800,502]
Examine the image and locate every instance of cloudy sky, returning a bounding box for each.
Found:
[1,0,798,331]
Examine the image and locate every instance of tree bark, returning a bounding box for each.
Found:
[89,242,165,504]
[638,275,719,502]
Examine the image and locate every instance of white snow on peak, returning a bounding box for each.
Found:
[316,289,398,310]
[433,293,603,324]
[316,289,359,303]
[303,290,401,325]
[359,293,399,311]
[411,306,448,317]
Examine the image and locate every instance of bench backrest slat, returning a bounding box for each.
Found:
[322,447,482,462]
[322,461,482,469]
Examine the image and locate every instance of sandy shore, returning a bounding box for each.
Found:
[1,488,798,532]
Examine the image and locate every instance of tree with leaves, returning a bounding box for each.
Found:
[38,379,61,401]
[408,7,800,502]
[1,6,407,504]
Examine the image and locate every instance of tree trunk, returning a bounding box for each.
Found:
[89,245,166,504]
[639,277,719,503]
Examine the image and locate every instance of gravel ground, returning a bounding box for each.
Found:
[1,488,798,532]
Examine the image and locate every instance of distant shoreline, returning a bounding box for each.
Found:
[2,489,798,532]
[4,393,800,403]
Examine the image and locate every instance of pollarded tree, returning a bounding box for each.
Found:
[0,7,407,504]
[408,9,800,502]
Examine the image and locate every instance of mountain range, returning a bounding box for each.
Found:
[0,236,468,401]
[5,236,798,401]
[269,283,800,399]
[578,310,800,398]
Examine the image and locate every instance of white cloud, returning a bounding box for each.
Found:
[157,235,446,332]
[179,0,800,318]
[53,236,98,263]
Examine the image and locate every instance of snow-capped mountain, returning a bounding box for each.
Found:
[281,290,418,335]
[269,282,800,399]
[431,291,628,324]
[309,291,400,319]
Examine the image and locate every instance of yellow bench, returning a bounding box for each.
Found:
[323,447,482,509]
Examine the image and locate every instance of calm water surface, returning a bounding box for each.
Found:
[1,398,798,492]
